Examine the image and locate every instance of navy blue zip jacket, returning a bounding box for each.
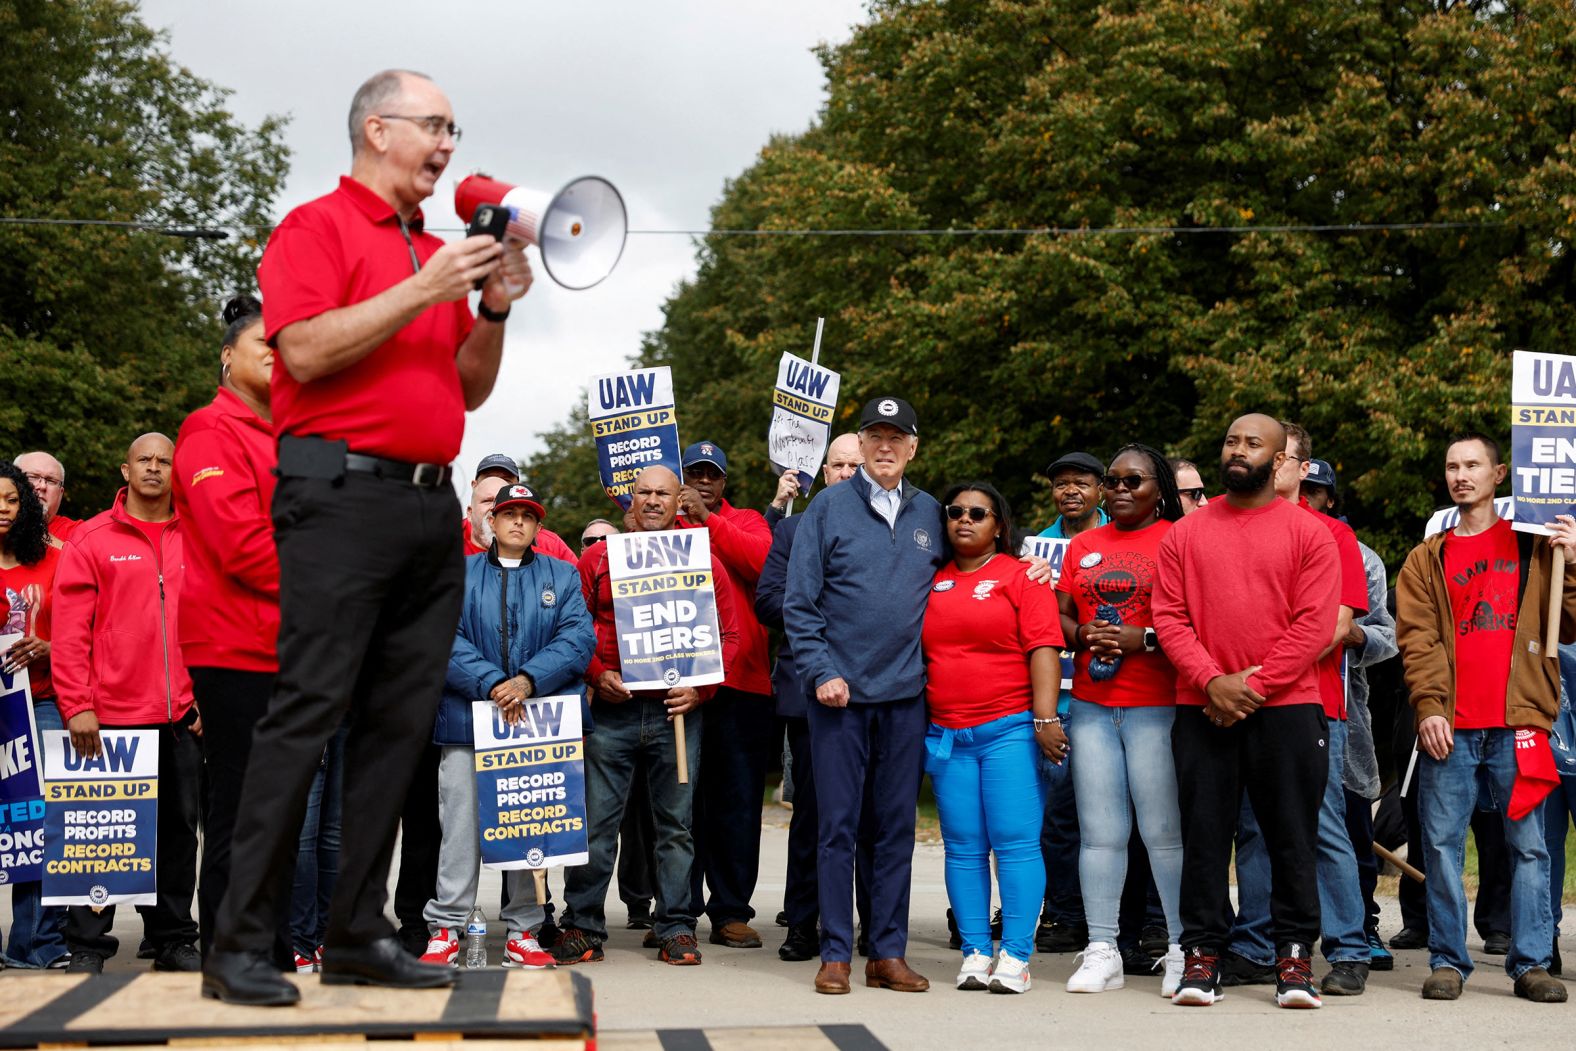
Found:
[436,545,596,746]
[783,469,944,703]
[756,513,806,717]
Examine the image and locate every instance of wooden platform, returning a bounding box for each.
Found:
[0,969,592,1048]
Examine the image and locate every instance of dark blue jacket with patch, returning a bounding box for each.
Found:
[783,470,944,703]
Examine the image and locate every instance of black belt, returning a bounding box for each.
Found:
[344,452,452,488]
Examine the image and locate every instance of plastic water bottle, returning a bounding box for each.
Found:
[465,907,488,968]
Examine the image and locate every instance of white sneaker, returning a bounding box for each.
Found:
[989,952,1031,994]
[1160,943,1184,997]
[955,951,992,990]
[1066,942,1125,993]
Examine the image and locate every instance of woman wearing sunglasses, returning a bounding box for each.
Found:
[921,482,1065,994]
[1057,444,1186,996]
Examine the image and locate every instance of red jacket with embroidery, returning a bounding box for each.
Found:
[172,387,280,672]
[51,491,194,725]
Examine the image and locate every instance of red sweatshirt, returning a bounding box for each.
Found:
[172,387,280,672]
[51,491,194,725]
[1151,497,1338,707]
[1,545,63,699]
[462,518,576,564]
[1300,497,1368,720]
[578,539,740,702]
[679,499,772,695]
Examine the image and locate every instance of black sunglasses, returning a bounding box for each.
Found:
[1179,487,1206,501]
[1100,473,1155,492]
[945,505,995,522]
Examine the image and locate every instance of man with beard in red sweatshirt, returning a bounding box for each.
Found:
[1151,414,1338,1010]
[52,433,202,975]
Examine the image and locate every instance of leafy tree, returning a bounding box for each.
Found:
[527,0,1575,565]
[0,0,289,513]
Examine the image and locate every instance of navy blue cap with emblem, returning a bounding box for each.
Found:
[682,441,728,474]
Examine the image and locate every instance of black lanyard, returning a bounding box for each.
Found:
[397,215,421,274]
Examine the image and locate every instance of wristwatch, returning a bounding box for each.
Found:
[477,300,511,323]
[1142,628,1160,653]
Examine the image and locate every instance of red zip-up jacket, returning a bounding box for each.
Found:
[52,491,194,725]
[172,387,280,672]
[679,499,772,695]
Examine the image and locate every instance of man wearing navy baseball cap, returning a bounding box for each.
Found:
[784,396,944,994]
[676,440,777,950]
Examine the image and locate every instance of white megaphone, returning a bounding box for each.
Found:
[455,174,627,290]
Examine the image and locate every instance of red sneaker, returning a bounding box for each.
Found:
[420,928,460,967]
[504,935,556,969]
[292,951,316,974]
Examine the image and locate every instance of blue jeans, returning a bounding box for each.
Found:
[561,697,702,942]
[4,701,68,969]
[1230,719,1366,963]
[926,711,1047,960]
[1542,776,1576,938]
[1066,699,1182,946]
[290,723,346,955]
[1418,728,1552,979]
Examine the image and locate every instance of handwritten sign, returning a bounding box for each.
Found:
[768,353,840,496]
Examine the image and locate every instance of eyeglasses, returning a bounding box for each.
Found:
[23,472,63,490]
[377,114,462,143]
[1178,487,1206,502]
[1100,473,1155,492]
[945,505,995,522]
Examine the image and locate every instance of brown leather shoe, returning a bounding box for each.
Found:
[815,960,852,994]
[865,956,929,992]
[709,921,763,948]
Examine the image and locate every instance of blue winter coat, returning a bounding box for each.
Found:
[435,548,596,746]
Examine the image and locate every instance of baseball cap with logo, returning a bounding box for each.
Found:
[1303,458,1338,495]
[858,396,919,436]
[474,453,520,483]
[492,483,545,522]
[682,441,728,474]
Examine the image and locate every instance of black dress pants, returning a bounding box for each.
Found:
[66,717,202,957]
[689,687,778,925]
[211,473,463,954]
[1172,704,1327,952]
[395,743,441,948]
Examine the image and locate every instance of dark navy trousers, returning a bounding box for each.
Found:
[807,695,926,962]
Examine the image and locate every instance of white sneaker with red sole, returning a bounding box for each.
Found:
[420,928,460,967]
[292,951,316,974]
[504,935,555,969]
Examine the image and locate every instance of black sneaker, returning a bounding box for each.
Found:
[1139,923,1169,959]
[1483,931,1511,956]
[1551,942,1562,977]
[536,914,563,948]
[659,932,702,966]
[152,942,202,973]
[990,907,1003,941]
[946,909,961,951]
[624,903,652,931]
[1218,949,1276,986]
[1170,948,1222,1005]
[1388,926,1429,951]
[66,951,105,975]
[1320,959,1368,996]
[1366,930,1394,972]
[549,927,603,965]
[775,910,789,928]
[1121,944,1157,976]
[1275,945,1322,1009]
[779,923,818,962]
[1034,918,1088,954]
[136,938,155,960]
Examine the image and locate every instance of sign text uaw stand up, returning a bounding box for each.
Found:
[1511,350,1576,656]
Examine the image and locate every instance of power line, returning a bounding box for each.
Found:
[0,215,1507,238]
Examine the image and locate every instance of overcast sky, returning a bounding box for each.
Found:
[137,0,870,493]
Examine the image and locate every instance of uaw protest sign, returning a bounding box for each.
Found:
[606,529,726,691]
[473,696,588,870]
[1019,538,1073,692]
[0,643,45,884]
[589,366,682,510]
[767,353,840,496]
[41,729,158,907]
[1512,350,1576,534]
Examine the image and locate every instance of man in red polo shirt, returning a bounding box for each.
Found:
[675,441,776,948]
[15,451,80,542]
[204,68,532,1007]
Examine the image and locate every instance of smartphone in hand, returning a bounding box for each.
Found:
[467,204,509,289]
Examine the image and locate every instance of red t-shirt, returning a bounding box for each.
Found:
[1303,500,1369,720]
[1057,520,1177,707]
[48,516,81,543]
[128,516,170,551]
[260,176,474,464]
[923,556,1063,729]
[1444,519,1518,729]
[1,546,62,698]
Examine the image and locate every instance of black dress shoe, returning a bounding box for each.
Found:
[1388,927,1429,951]
[1482,931,1511,956]
[320,937,457,988]
[202,950,301,1007]
[779,923,818,962]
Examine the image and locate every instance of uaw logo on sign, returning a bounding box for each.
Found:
[473,696,589,871]
[589,366,682,510]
